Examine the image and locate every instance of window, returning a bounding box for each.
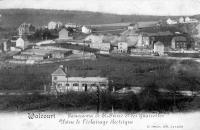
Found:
[54,77,57,80]
[73,83,79,86]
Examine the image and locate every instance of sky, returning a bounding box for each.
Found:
[0,0,200,16]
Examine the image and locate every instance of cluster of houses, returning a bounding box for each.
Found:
[81,22,198,56]
[1,16,200,64]
[166,17,199,25]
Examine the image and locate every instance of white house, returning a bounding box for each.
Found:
[82,25,92,34]
[166,18,178,25]
[179,17,185,23]
[51,65,109,94]
[118,42,128,53]
[154,41,164,55]
[85,34,104,43]
[16,37,26,50]
[185,17,198,23]
[48,21,57,30]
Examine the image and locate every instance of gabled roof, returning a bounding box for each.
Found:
[52,67,66,76]
[59,28,69,33]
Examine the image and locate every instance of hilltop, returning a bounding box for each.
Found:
[0,9,178,29]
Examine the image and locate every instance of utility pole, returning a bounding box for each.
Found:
[96,84,100,113]
[82,42,85,66]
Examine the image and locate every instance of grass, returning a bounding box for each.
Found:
[0,54,199,91]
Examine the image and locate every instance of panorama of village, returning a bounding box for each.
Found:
[0,10,200,112]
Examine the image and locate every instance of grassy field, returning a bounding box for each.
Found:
[0,54,200,91]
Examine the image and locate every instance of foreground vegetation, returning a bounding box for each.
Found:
[0,85,198,112]
[0,55,199,111]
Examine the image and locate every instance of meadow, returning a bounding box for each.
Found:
[0,54,199,92]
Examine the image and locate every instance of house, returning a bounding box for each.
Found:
[171,36,188,50]
[15,36,31,50]
[166,18,178,25]
[59,28,73,40]
[154,41,165,55]
[118,42,128,53]
[57,21,63,29]
[59,28,72,40]
[18,23,35,36]
[179,17,185,23]
[85,34,104,43]
[136,34,150,47]
[48,21,57,30]
[51,65,109,94]
[16,37,26,50]
[82,25,92,34]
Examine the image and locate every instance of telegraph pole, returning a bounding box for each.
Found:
[82,42,85,66]
[96,84,100,113]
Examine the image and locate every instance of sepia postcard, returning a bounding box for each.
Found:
[0,0,200,129]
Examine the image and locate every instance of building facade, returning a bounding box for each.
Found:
[171,36,188,50]
[118,42,128,53]
[154,41,165,55]
[58,28,73,40]
[51,65,109,94]
[82,25,92,34]
[166,18,178,25]
[16,37,26,50]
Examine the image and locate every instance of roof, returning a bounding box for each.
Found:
[172,36,187,41]
[66,77,108,82]
[59,28,69,33]
[155,41,164,46]
[51,67,66,76]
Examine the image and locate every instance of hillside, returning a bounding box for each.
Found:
[0,9,177,29]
